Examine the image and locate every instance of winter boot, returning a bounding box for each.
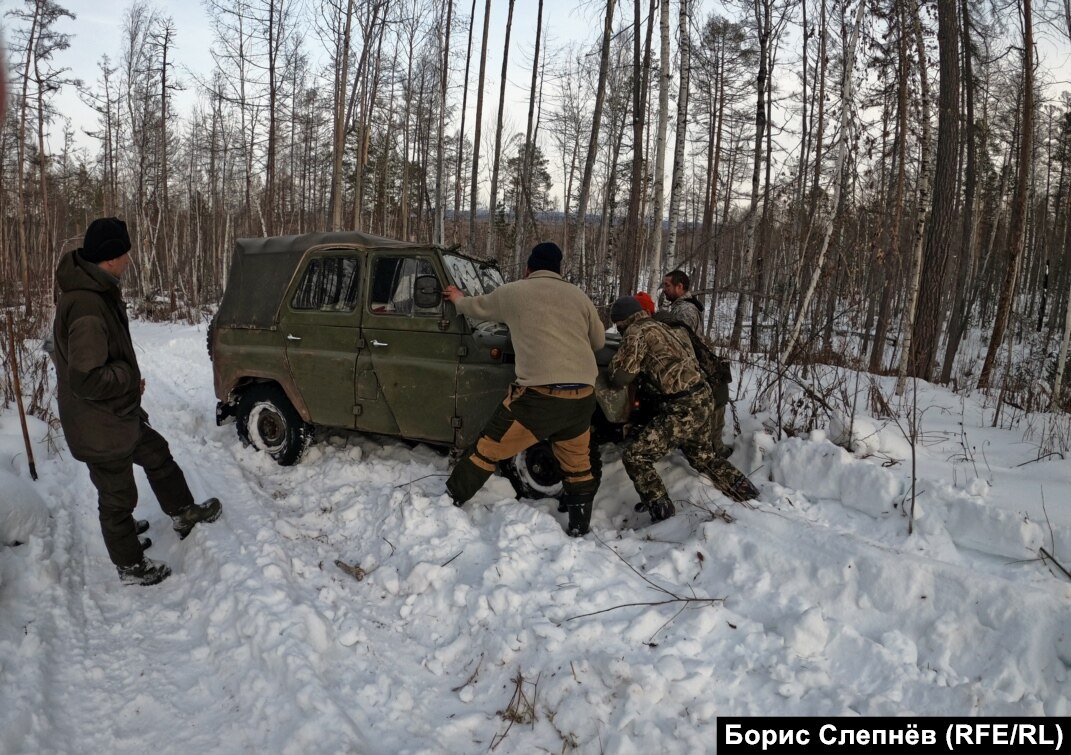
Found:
[140,536,153,551]
[705,459,759,502]
[117,557,172,586]
[563,493,595,537]
[172,497,223,540]
[646,496,675,524]
[136,519,150,535]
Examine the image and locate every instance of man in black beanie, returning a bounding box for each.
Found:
[52,217,222,586]
[442,241,605,536]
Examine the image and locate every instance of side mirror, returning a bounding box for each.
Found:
[413,274,443,309]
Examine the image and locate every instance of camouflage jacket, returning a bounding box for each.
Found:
[608,311,704,396]
[654,295,703,333]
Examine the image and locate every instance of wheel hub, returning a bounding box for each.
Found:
[253,407,285,447]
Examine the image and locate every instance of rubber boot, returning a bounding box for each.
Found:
[564,493,595,537]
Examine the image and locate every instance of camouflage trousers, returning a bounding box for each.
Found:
[623,384,752,505]
[710,377,731,456]
[710,402,729,456]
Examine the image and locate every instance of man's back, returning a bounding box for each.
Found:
[454,270,605,386]
[612,314,703,396]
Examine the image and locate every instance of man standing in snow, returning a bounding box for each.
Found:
[52,217,222,586]
[443,242,604,537]
[608,296,757,524]
[655,269,732,457]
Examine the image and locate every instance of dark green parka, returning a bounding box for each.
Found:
[53,251,145,462]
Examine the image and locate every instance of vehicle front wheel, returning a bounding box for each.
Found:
[501,441,563,499]
[235,384,311,466]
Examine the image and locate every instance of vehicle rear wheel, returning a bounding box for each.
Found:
[235,384,311,466]
[502,441,563,499]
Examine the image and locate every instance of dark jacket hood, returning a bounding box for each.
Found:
[56,250,117,296]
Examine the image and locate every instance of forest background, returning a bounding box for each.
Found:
[3,0,1071,417]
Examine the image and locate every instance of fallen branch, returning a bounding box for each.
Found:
[5,312,37,480]
[1016,451,1065,467]
[563,597,717,623]
[559,533,725,623]
[394,473,449,488]
[1040,547,1071,582]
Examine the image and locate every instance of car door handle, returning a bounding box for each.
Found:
[287,334,302,341]
[371,339,389,347]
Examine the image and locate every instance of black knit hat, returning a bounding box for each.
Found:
[80,217,131,264]
[610,296,644,323]
[527,242,562,273]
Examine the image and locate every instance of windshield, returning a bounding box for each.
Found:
[443,254,503,296]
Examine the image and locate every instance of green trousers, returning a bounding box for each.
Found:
[85,422,194,567]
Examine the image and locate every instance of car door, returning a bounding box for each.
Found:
[277,250,366,430]
[360,253,461,444]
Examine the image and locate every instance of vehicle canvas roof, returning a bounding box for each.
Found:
[216,230,430,329]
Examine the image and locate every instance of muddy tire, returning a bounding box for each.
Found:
[206,315,217,362]
[235,384,310,466]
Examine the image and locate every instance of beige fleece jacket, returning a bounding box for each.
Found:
[454,270,605,386]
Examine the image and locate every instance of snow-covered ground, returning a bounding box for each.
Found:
[2,321,1071,753]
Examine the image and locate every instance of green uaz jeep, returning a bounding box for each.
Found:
[209,231,632,498]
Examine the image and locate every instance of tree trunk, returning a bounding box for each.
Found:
[454,0,478,242]
[908,0,960,381]
[978,0,1033,389]
[647,0,671,284]
[468,0,493,246]
[939,0,978,383]
[329,0,354,231]
[780,0,866,364]
[513,0,544,266]
[730,0,770,351]
[571,0,617,274]
[665,0,691,270]
[16,1,41,316]
[619,0,656,297]
[869,0,910,374]
[434,0,454,245]
[485,0,516,257]
[895,0,934,397]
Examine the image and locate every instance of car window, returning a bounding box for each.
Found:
[443,253,503,296]
[370,256,441,316]
[291,256,361,311]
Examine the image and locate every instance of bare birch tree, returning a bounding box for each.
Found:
[665,0,692,270]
